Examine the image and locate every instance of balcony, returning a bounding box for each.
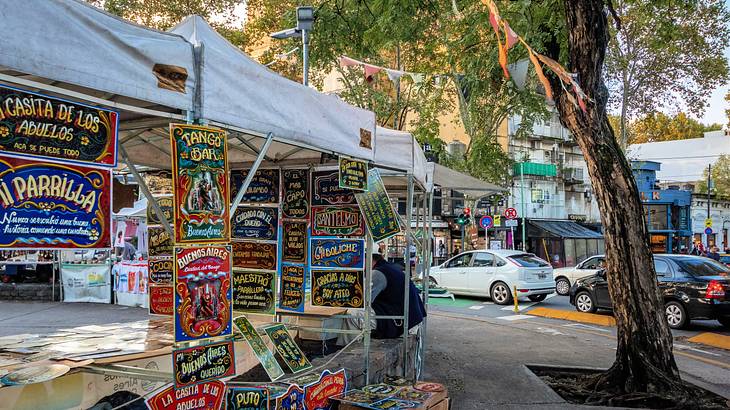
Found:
[562,167,584,185]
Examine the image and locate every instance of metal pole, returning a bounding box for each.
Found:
[520,161,526,251]
[229,133,274,215]
[394,45,401,129]
[302,30,310,86]
[707,164,711,248]
[364,233,374,384]
[403,175,414,377]
[421,189,434,376]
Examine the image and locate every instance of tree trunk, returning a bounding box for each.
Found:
[548,0,691,399]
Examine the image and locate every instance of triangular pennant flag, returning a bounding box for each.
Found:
[339,56,360,68]
[507,60,529,90]
[364,64,382,82]
[386,68,406,83]
[527,48,553,101]
[409,73,425,84]
[503,21,518,49]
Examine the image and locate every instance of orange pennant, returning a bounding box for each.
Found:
[527,49,552,101]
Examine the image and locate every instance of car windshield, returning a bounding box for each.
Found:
[672,257,730,277]
[508,254,551,267]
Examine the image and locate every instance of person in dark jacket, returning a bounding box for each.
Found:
[707,246,721,261]
[370,252,426,339]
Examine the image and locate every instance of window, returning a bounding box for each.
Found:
[582,257,605,270]
[495,257,507,267]
[648,205,668,230]
[447,253,472,268]
[575,239,587,264]
[564,239,576,267]
[508,254,551,267]
[472,252,494,267]
[673,257,730,277]
[654,259,671,278]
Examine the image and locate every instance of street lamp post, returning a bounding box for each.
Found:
[270,6,314,86]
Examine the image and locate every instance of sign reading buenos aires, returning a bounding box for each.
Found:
[0,85,119,167]
[0,154,111,249]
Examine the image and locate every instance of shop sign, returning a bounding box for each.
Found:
[170,123,230,243]
[568,214,586,222]
[233,316,285,381]
[0,155,111,249]
[311,206,365,237]
[143,170,173,196]
[226,386,269,410]
[263,324,312,373]
[147,196,173,225]
[148,284,174,316]
[282,221,307,263]
[282,169,309,219]
[338,157,368,191]
[145,380,225,410]
[279,264,305,312]
[275,384,305,409]
[231,169,279,204]
[354,169,401,242]
[233,241,277,271]
[174,246,232,343]
[173,340,235,388]
[312,170,355,206]
[304,369,347,410]
[310,269,364,308]
[0,85,119,167]
[232,269,276,315]
[310,238,365,269]
[232,206,278,240]
[148,258,173,284]
[147,226,173,257]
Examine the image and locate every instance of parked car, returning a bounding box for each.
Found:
[429,250,554,305]
[553,254,605,296]
[569,254,730,329]
[719,253,730,268]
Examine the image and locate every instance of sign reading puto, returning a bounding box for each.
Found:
[311,269,364,308]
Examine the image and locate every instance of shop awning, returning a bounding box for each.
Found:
[375,127,428,188]
[427,162,505,198]
[529,220,603,239]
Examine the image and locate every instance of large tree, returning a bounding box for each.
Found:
[698,155,730,197]
[88,0,241,30]
[628,112,722,144]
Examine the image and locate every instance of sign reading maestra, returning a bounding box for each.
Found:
[170,124,229,243]
[0,85,119,167]
[0,155,111,249]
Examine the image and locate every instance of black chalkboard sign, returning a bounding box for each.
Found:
[232,241,277,271]
[147,226,173,257]
[282,221,307,263]
[231,207,278,240]
[232,270,276,315]
[310,269,364,308]
[173,341,235,388]
[282,169,309,219]
[339,157,368,191]
[148,258,173,284]
[312,170,355,206]
[231,169,279,203]
[147,196,173,225]
[279,264,305,312]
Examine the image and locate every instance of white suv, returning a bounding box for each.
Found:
[552,254,605,295]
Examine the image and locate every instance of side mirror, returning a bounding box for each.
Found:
[597,269,607,279]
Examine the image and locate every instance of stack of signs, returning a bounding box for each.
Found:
[233,316,284,381]
[354,169,402,242]
[0,85,117,250]
[148,258,173,315]
[279,169,309,312]
[230,169,280,317]
[332,382,435,409]
[147,196,174,315]
[309,170,365,309]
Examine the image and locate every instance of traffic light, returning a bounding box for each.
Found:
[464,207,471,217]
[456,213,467,225]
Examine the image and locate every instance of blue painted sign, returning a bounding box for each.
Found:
[310,238,365,269]
[479,215,494,229]
[705,227,713,235]
[231,169,279,204]
[232,206,278,240]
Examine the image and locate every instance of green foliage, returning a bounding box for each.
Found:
[698,155,730,197]
[89,0,241,30]
[629,112,722,144]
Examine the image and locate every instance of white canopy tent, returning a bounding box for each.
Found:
[426,162,505,198]
[374,126,428,188]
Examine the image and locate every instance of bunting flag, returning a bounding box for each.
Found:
[364,64,382,82]
[338,55,432,87]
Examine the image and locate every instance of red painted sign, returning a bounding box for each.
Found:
[149,285,174,316]
[145,380,225,410]
[503,207,518,220]
[305,369,348,410]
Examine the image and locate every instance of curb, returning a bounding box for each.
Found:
[688,332,730,351]
[526,307,616,327]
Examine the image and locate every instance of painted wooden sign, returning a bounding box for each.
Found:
[174,246,232,343]
[338,157,368,191]
[170,123,230,243]
[148,284,174,316]
[232,269,276,315]
[142,170,173,196]
[147,226,173,257]
[232,241,277,271]
[264,324,312,373]
[233,316,285,381]
[173,340,235,388]
[354,169,401,242]
[148,258,173,284]
[147,196,173,225]
[226,386,269,410]
[274,384,305,409]
[232,206,278,240]
[279,264,305,312]
[0,85,118,167]
[282,169,309,219]
[310,238,365,269]
[311,205,365,237]
[282,221,307,263]
[304,369,348,410]
[310,270,364,308]
[231,169,279,204]
[145,380,225,410]
[312,170,355,206]
[0,155,112,249]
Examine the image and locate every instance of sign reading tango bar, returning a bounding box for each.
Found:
[0,85,119,167]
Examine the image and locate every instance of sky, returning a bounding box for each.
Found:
[699,46,730,127]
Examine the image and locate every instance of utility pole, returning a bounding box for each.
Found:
[520,161,526,251]
[707,164,711,221]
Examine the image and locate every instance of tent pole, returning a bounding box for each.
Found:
[120,146,173,236]
[364,233,374,384]
[235,134,275,162]
[422,189,434,377]
[229,133,274,216]
[403,174,414,378]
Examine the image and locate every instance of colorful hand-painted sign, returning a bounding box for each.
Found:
[310,238,365,269]
[282,169,309,219]
[149,284,174,316]
[147,196,173,225]
[174,246,232,343]
[170,124,230,243]
[369,398,421,409]
[232,206,278,240]
[231,169,280,204]
[148,258,173,284]
[173,340,235,388]
[331,390,389,408]
[0,155,111,249]
[0,85,119,167]
[279,264,305,312]
[233,316,285,381]
[311,206,365,237]
[233,241,277,271]
[310,270,364,308]
[274,384,305,410]
[355,169,401,242]
[312,170,355,206]
[304,369,348,410]
[232,269,276,315]
[226,386,269,410]
[143,170,173,195]
[264,324,312,373]
[145,380,226,410]
[147,226,173,257]
[338,157,368,191]
[282,221,307,263]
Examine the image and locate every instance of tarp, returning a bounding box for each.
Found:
[114,199,147,219]
[529,220,603,239]
[427,162,504,198]
[374,126,428,187]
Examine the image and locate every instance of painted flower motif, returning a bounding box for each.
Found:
[80,136,90,146]
[0,126,9,138]
[89,229,99,241]
[39,202,53,211]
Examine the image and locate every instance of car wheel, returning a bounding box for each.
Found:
[528,294,548,302]
[555,278,570,296]
[718,317,730,329]
[574,291,596,313]
[491,282,512,305]
[665,301,687,329]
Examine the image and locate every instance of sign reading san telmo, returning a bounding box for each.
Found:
[311,206,364,237]
[0,154,111,249]
[0,85,119,167]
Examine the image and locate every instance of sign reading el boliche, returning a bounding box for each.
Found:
[0,85,118,167]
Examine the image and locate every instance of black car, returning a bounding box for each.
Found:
[569,254,730,329]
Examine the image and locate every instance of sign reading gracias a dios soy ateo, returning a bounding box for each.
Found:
[310,269,364,309]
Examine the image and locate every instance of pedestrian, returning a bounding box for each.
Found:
[690,241,702,256]
[438,242,446,258]
[707,246,721,261]
[453,246,461,257]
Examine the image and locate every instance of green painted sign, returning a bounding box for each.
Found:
[233,316,284,381]
[354,169,401,242]
[264,324,312,373]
